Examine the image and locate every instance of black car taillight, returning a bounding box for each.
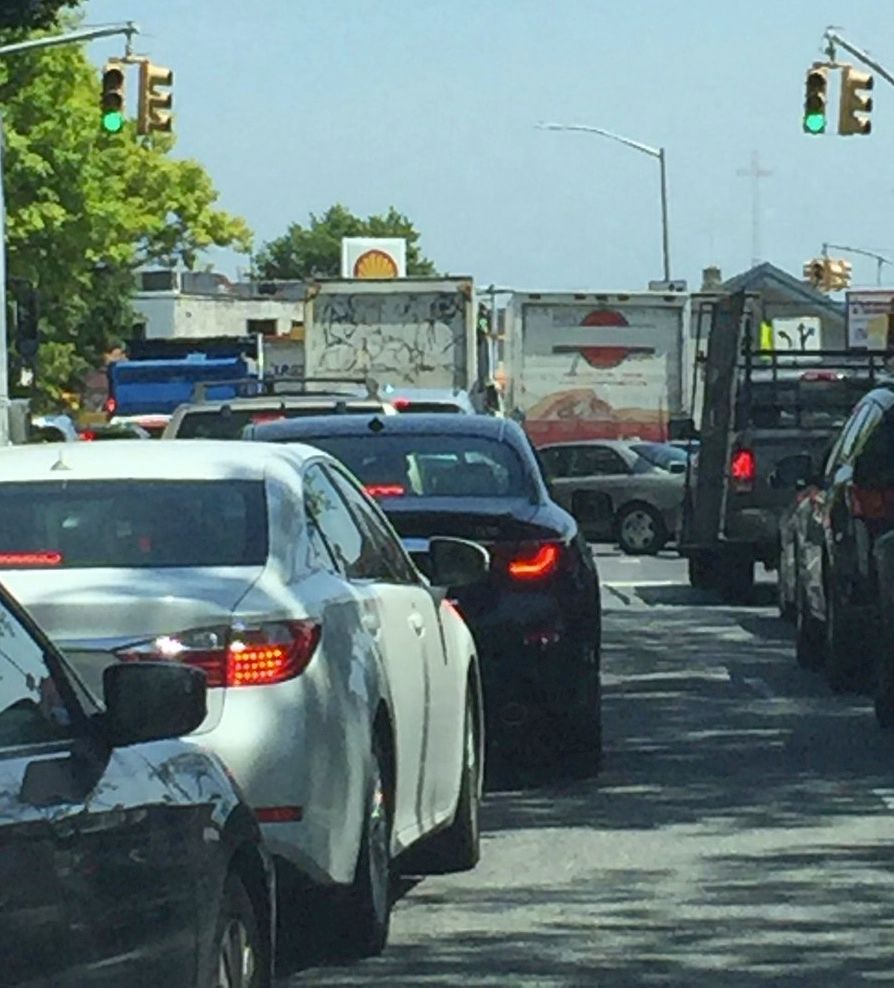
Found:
[730,447,756,493]
[491,541,563,582]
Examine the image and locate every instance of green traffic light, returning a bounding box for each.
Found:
[102,110,124,133]
[803,112,825,134]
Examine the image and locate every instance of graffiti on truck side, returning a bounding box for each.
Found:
[311,294,465,385]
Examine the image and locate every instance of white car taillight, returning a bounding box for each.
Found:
[115,620,321,688]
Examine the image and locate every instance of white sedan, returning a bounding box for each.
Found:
[0,440,484,956]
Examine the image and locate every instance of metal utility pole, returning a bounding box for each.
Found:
[737,151,772,268]
[537,121,671,281]
[0,21,139,444]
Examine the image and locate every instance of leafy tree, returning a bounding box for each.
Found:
[0,0,80,31]
[0,33,252,407]
[256,203,436,280]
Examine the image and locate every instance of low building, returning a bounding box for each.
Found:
[132,270,306,340]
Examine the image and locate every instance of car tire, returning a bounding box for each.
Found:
[416,694,481,874]
[824,578,861,694]
[718,550,755,604]
[617,503,666,556]
[795,583,824,670]
[688,551,715,590]
[211,875,266,988]
[337,734,392,958]
[566,668,603,778]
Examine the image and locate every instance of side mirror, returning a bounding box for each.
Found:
[427,537,489,588]
[571,489,612,524]
[103,662,207,747]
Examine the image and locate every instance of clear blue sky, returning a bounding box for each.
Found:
[84,0,894,292]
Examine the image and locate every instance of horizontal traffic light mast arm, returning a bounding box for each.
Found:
[0,22,138,59]
[824,28,894,89]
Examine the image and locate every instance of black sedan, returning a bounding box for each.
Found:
[244,413,603,771]
[0,581,274,986]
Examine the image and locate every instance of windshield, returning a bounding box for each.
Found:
[284,433,532,498]
[741,378,876,430]
[0,480,267,568]
[631,442,689,471]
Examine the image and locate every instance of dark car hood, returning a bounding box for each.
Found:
[379,496,558,542]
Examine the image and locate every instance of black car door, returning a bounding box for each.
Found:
[0,591,201,987]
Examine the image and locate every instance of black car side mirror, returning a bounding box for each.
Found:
[427,537,490,587]
[103,662,207,747]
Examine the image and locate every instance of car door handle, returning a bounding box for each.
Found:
[407,612,425,637]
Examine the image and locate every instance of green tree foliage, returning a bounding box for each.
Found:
[0,0,80,31]
[255,203,436,280]
[0,34,252,407]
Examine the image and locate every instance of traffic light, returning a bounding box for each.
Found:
[839,65,873,135]
[826,258,853,291]
[137,61,173,134]
[803,258,827,288]
[803,65,828,134]
[100,61,125,133]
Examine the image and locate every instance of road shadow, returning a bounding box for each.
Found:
[279,602,894,986]
[636,582,777,609]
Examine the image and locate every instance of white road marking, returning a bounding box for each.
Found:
[872,788,894,811]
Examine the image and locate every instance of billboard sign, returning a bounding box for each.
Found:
[846,290,894,348]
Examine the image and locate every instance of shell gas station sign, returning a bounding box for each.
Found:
[341,238,407,279]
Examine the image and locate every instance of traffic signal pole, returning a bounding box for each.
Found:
[0,21,138,444]
[823,29,894,89]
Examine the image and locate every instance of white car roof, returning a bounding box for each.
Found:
[0,439,325,483]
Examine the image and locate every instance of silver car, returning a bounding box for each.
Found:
[538,440,687,554]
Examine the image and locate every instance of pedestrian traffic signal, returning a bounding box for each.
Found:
[137,61,173,135]
[803,65,828,135]
[100,61,125,133]
[839,65,873,136]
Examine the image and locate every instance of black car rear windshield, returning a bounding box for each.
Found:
[284,434,533,498]
[740,377,878,430]
[176,405,379,439]
[0,480,267,568]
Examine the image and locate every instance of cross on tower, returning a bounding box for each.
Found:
[736,151,773,268]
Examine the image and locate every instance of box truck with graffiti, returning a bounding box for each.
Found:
[501,291,690,445]
[303,277,487,397]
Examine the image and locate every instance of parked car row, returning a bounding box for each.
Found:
[776,382,894,724]
[0,391,603,983]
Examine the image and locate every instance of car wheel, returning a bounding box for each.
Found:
[212,875,265,988]
[337,734,392,958]
[688,551,715,590]
[795,583,824,670]
[824,578,861,693]
[718,550,755,604]
[416,693,481,873]
[565,666,603,778]
[617,503,666,555]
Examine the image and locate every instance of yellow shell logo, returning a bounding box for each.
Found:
[353,249,399,279]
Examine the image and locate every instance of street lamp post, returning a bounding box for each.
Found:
[537,121,671,282]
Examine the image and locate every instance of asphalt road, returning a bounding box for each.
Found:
[277,549,894,987]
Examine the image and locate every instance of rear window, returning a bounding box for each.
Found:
[0,480,267,568]
[175,405,382,439]
[280,433,532,498]
[741,377,876,430]
[630,442,688,471]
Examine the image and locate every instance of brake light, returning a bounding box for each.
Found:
[392,399,411,411]
[116,620,321,688]
[801,371,843,382]
[0,551,63,567]
[80,430,96,442]
[364,484,406,498]
[730,448,756,492]
[506,543,561,581]
[850,485,894,522]
[255,806,303,823]
[251,413,285,424]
